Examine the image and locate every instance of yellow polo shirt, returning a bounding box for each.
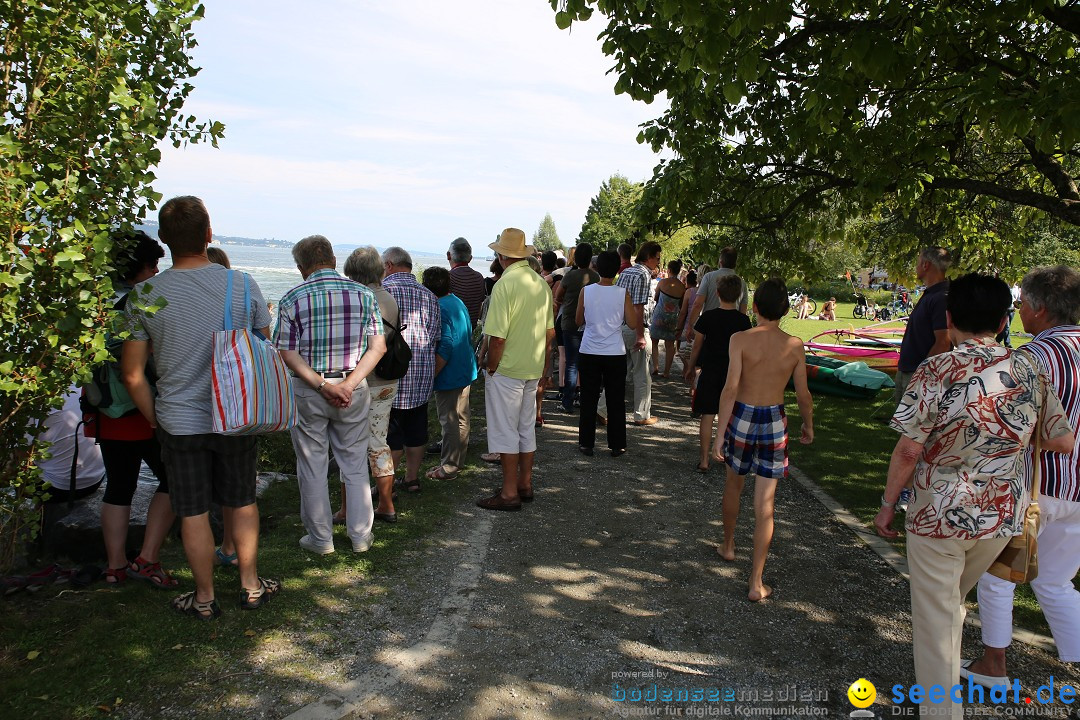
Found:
[484,260,554,380]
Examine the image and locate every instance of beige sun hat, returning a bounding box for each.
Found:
[488,227,534,259]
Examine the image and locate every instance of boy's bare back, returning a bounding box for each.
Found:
[729,325,806,406]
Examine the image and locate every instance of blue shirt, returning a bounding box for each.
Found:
[433,294,478,391]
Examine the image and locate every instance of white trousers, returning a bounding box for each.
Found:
[977,494,1080,661]
[290,381,374,547]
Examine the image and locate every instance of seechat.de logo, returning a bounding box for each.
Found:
[847,678,877,718]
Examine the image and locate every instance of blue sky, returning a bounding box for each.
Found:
[153,0,666,254]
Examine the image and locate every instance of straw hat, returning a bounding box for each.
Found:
[488,227,534,259]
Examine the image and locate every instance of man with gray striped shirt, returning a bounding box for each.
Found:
[122,196,278,620]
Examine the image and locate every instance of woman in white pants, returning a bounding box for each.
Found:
[965,266,1080,686]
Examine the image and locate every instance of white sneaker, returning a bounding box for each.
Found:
[352,533,374,553]
[299,535,335,555]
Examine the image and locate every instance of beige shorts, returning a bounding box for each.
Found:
[367,383,397,477]
[484,372,539,454]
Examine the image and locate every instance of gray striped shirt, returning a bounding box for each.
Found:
[127,264,270,435]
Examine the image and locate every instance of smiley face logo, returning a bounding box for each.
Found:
[847,678,876,708]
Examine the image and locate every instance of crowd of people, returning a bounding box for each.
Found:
[30,195,1079,718]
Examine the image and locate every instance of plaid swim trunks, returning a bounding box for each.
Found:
[723,401,788,479]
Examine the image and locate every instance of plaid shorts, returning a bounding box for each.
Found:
[156,429,258,517]
[723,401,788,479]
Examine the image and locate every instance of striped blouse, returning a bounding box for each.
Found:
[1020,325,1080,502]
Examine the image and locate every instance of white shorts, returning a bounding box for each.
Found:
[485,372,539,454]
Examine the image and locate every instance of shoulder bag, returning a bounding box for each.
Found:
[211,271,297,434]
[987,420,1042,584]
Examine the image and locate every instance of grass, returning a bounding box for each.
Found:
[778,301,1027,347]
[0,397,487,718]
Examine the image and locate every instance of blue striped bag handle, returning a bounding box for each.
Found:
[222,270,256,335]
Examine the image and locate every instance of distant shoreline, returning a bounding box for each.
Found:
[137,221,292,249]
[137,221,493,258]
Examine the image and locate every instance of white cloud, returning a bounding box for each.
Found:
[154,0,668,252]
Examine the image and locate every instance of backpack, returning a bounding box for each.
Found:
[81,293,142,419]
[81,356,138,418]
[374,318,412,381]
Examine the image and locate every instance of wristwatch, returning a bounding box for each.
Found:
[880,494,897,509]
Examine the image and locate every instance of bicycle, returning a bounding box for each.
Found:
[853,292,871,319]
[788,289,817,317]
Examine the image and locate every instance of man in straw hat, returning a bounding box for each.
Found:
[476,228,555,511]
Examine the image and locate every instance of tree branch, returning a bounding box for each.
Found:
[930,176,1080,224]
[1019,136,1080,201]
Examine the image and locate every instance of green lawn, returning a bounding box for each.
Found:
[778,301,1027,347]
[0,406,479,718]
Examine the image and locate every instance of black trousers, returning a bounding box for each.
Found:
[578,352,627,451]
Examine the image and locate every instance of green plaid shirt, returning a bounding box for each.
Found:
[274,269,382,372]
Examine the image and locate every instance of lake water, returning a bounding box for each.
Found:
[136,244,492,483]
[162,245,494,307]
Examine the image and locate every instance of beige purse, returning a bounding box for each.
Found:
[987,422,1041,584]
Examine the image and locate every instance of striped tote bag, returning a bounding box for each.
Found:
[211,271,297,434]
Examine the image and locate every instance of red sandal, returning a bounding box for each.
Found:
[102,567,127,584]
[127,557,178,589]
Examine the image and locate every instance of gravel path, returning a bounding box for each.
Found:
[279,379,1078,720]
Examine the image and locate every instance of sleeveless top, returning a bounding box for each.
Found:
[580,284,627,356]
[648,288,683,340]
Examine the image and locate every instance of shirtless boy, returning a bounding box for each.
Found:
[711,278,814,601]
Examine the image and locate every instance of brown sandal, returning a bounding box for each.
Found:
[475,493,522,512]
[425,466,457,480]
[172,591,221,620]
[239,577,281,610]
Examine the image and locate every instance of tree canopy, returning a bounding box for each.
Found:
[578,173,645,250]
[552,1,1080,263]
[0,0,222,566]
[532,213,564,252]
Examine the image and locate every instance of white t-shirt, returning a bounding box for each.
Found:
[35,385,105,491]
[580,284,628,356]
